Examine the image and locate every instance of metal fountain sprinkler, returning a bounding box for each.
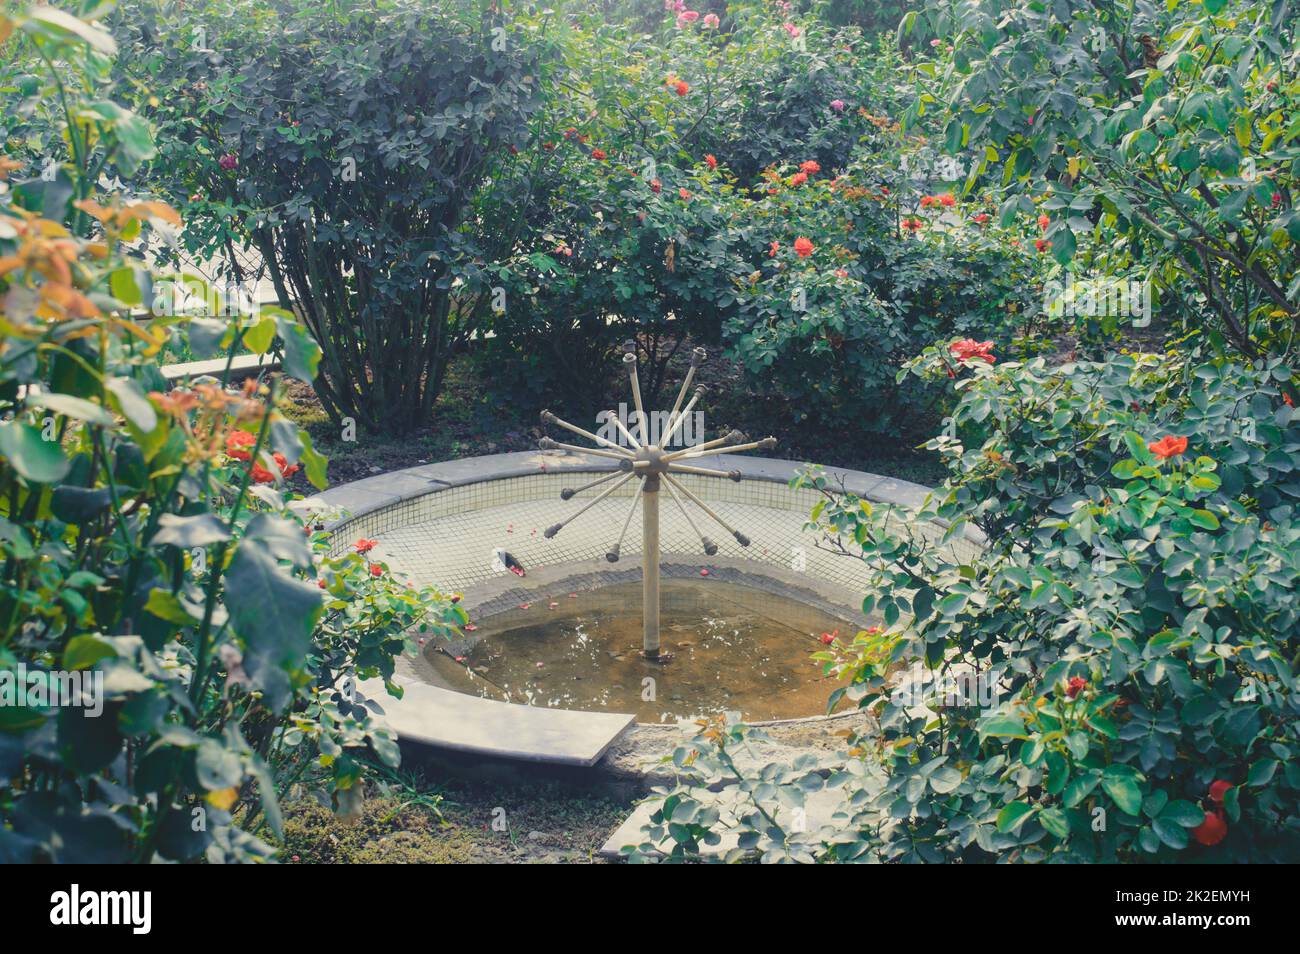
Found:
[537,343,776,661]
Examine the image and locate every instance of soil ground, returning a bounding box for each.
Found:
[279,774,631,864]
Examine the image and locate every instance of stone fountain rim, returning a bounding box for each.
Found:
[307,451,980,768]
[295,449,984,546]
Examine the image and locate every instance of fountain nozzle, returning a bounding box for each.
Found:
[606,544,621,563]
[543,523,562,539]
[733,530,751,547]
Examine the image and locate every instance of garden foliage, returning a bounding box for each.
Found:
[632,347,1300,861]
[0,6,463,863]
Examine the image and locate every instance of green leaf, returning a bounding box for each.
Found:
[1039,807,1070,839]
[1101,775,1144,816]
[297,429,329,491]
[106,377,158,434]
[63,635,117,671]
[23,6,118,54]
[144,588,199,626]
[224,540,324,711]
[1246,759,1278,786]
[26,392,114,426]
[996,800,1035,833]
[1160,799,1206,827]
[1051,227,1077,265]
[979,712,1027,739]
[151,513,231,548]
[194,739,242,790]
[244,315,277,354]
[1151,816,1189,850]
[1063,774,1100,808]
[274,311,321,383]
[0,420,70,483]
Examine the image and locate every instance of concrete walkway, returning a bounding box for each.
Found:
[162,352,280,382]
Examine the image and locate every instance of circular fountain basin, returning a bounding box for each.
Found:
[416,577,854,724]
[298,452,982,765]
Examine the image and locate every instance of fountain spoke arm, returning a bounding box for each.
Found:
[605,480,644,563]
[658,386,705,449]
[663,346,706,431]
[623,350,650,444]
[543,471,637,538]
[663,473,752,547]
[662,429,747,460]
[560,469,624,500]
[662,473,717,556]
[667,462,743,483]
[608,411,643,450]
[538,436,631,462]
[540,410,634,457]
[665,435,777,462]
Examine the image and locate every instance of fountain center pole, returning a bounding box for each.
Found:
[641,470,661,659]
[538,342,775,663]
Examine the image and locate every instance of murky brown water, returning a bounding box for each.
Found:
[424,580,854,723]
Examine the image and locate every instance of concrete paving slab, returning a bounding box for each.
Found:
[359,675,634,767]
[162,352,280,382]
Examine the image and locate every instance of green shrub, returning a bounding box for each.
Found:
[118,0,549,434]
[632,346,1300,862]
[899,0,1299,358]
[0,6,463,863]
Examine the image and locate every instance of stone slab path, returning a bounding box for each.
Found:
[359,675,634,767]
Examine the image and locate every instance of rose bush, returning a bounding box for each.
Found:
[630,346,1300,861]
[0,6,464,863]
[899,0,1299,358]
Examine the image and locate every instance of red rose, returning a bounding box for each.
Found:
[938,192,956,207]
[1191,810,1227,846]
[799,160,821,175]
[650,178,661,193]
[369,563,383,578]
[769,241,780,257]
[793,236,814,258]
[1034,238,1051,252]
[704,154,718,169]
[820,632,835,645]
[972,213,989,225]
[1037,213,1050,231]
[1065,676,1087,699]
[1208,780,1233,805]
[674,80,689,96]
[251,452,299,484]
[225,430,256,461]
[591,148,607,161]
[354,538,378,553]
[789,172,808,187]
[949,338,996,364]
[902,217,922,232]
[1147,435,1188,460]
